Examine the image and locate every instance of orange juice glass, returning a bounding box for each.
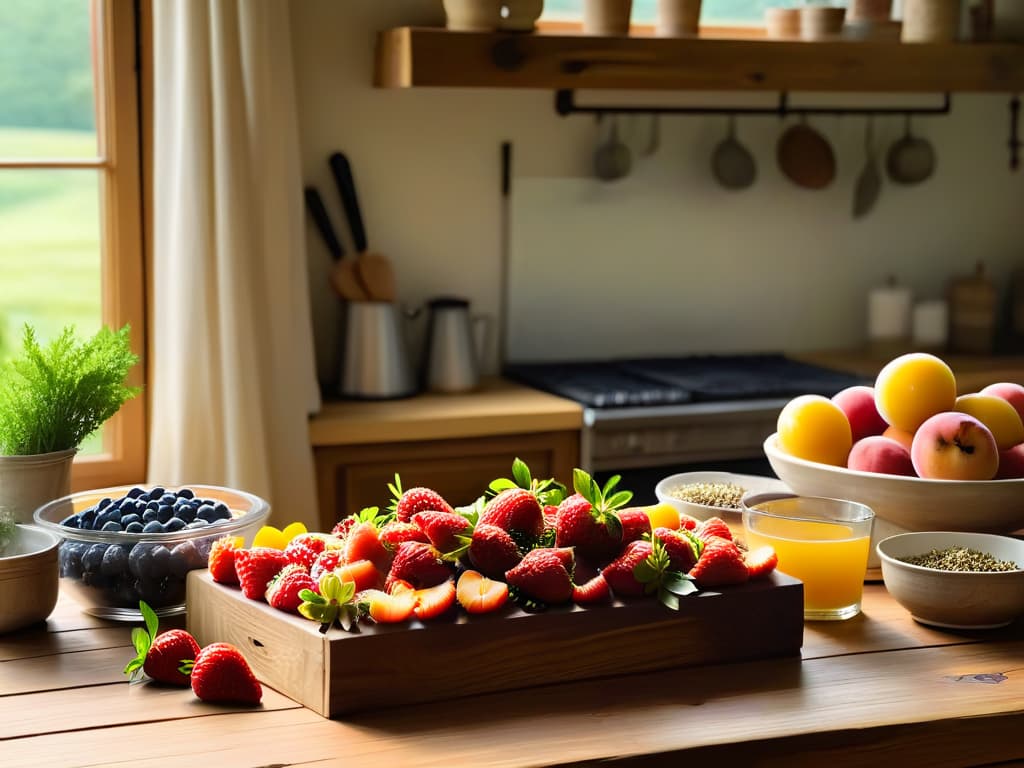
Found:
[742,493,874,621]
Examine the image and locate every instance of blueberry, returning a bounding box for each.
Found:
[78,509,97,529]
[146,499,159,511]
[96,497,112,511]
[108,499,123,511]
[164,517,187,533]
[126,486,145,499]
[59,542,87,578]
[101,520,123,532]
[60,514,81,529]
[185,519,209,529]
[135,577,166,604]
[129,543,155,577]
[156,504,174,524]
[82,543,108,574]
[212,502,231,520]
[142,509,159,523]
[121,513,141,528]
[169,541,200,578]
[132,499,148,515]
[160,493,177,506]
[176,505,196,523]
[125,522,144,533]
[147,546,171,579]
[196,504,217,523]
[100,544,130,576]
[142,521,165,534]
[177,488,195,500]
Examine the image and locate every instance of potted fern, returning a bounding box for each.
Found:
[0,324,140,522]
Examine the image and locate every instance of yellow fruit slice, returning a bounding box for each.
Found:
[281,521,308,542]
[252,525,288,550]
[643,503,681,531]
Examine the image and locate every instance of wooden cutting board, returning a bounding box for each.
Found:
[186,570,803,718]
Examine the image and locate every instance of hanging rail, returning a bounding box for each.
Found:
[554,89,953,118]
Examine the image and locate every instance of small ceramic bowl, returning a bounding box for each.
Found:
[877,532,1024,629]
[654,471,790,544]
[0,524,61,634]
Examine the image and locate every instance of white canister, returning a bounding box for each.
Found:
[868,280,913,342]
[912,300,950,351]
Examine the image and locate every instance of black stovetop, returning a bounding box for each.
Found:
[505,354,867,409]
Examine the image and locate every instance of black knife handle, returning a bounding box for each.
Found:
[304,186,344,261]
[328,152,368,254]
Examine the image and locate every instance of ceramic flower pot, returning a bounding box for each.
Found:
[500,0,545,32]
[443,0,503,31]
[584,0,633,36]
[0,448,75,523]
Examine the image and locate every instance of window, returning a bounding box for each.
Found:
[543,0,772,26]
[0,0,146,489]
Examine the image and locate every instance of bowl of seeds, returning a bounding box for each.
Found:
[877,531,1024,629]
[654,471,790,544]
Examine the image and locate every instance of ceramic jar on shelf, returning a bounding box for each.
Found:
[442,0,503,31]
[656,0,702,37]
[583,0,633,36]
[901,0,960,42]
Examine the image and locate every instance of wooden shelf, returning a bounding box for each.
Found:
[375,27,1024,93]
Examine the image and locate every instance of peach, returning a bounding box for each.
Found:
[883,425,915,452]
[996,444,1024,479]
[874,353,957,433]
[910,412,999,481]
[980,382,1024,426]
[831,385,888,443]
[953,393,1024,450]
[848,436,916,477]
[777,394,853,467]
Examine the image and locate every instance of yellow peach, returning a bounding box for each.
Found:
[777,394,853,466]
[882,425,915,452]
[874,353,957,433]
[643,503,681,531]
[953,393,1024,450]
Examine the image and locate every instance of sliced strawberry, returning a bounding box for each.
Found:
[379,520,430,550]
[343,522,391,570]
[361,588,417,623]
[411,510,472,553]
[572,573,611,605]
[413,579,457,620]
[468,524,521,579]
[456,570,509,614]
[745,546,779,580]
[696,517,733,543]
[689,536,749,588]
[207,536,243,585]
[332,559,381,592]
[235,547,289,601]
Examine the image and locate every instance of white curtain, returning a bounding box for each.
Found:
[149,0,320,529]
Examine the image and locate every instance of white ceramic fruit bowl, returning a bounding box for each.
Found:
[877,532,1024,629]
[0,524,61,634]
[765,434,1024,536]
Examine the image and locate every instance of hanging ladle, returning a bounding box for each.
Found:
[886,114,936,185]
[593,114,632,182]
[711,115,757,190]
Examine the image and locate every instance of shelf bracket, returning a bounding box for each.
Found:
[554,89,953,119]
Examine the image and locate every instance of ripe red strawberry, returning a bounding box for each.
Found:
[290,533,328,555]
[188,643,262,704]
[619,508,652,544]
[653,527,701,572]
[283,540,319,571]
[388,475,454,522]
[385,541,453,590]
[696,517,733,543]
[542,504,559,529]
[123,620,200,686]
[331,517,356,539]
[411,510,472,553]
[468,523,522,579]
[505,547,574,604]
[379,520,429,549]
[601,540,652,597]
[689,536,749,588]
[343,522,391,570]
[310,549,343,583]
[266,564,318,613]
[572,573,611,605]
[235,547,289,601]
[479,488,544,539]
[412,579,457,620]
[207,536,243,585]
[679,513,701,531]
[555,470,633,565]
[745,546,779,580]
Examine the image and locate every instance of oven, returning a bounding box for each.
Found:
[506,355,866,503]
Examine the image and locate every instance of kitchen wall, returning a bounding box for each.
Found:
[290,1,1024,383]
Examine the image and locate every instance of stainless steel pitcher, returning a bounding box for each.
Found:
[340,302,417,399]
[422,297,487,393]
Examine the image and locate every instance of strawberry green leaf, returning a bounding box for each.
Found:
[658,589,680,611]
[488,478,518,493]
[456,495,486,524]
[601,474,621,499]
[298,589,324,604]
[603,514,623,540]
[140,601,159,641]
[663,573,698,596]
[512,457,532,489]
[633,559,659,584]
[605,490,634,510]
[572,468,594,500]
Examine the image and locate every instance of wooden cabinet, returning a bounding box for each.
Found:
[313,430,578,530]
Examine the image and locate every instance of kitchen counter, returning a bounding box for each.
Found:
[3,589,1022,766]
[309,377,583,447]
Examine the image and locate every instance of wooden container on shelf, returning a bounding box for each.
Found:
[800,5,847,41]
[765,7,800,40]
[443,0,502,31]
[848,0,893,23]
[583,0,633,36]
[901,0,960,43]
[656,0,702,38]
[948,261,997,355]
[500,0,545,32]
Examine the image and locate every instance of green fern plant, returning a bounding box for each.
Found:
[0,324,141,456]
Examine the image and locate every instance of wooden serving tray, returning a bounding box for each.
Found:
[186,570,804,717]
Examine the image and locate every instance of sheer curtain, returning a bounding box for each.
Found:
[148,0,320,528]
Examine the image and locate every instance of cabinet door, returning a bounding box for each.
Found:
[313,431,578,531]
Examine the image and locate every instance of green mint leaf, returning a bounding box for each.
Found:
[512,458,532,489]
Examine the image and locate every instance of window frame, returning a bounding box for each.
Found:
[0,0,148,490]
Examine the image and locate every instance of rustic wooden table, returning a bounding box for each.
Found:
[2,586,1022,767]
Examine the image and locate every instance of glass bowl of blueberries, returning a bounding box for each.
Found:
[33,484,269,620]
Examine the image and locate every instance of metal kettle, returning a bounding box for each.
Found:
[422,297,488,393]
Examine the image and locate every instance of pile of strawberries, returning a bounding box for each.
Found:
[207,461,778,628]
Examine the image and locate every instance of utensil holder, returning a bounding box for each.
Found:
[340,302,417,400]
[901,0,960,42]
[656,0,701,37]
[583,0,633,36]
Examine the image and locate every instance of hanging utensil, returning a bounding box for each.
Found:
[1009,95,1021,171]
[886,114,936,185]
[593,115,632,182]
[711,115,757,190]
[852,116,882,219]
[777,116,836,190]
[328,152,397,302]
[303,186,370,302]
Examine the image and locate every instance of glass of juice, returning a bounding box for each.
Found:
[742,493,874,621]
